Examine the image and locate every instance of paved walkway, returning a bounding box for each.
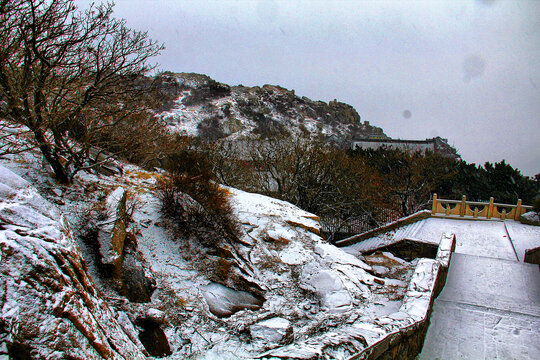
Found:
[418,219,540,360]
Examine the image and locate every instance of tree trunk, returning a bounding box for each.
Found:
[33,129,71,184]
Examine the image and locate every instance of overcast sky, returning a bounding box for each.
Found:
[77,0,539,176]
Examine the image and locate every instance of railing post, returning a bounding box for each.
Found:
[501,209,507,220]
[460,195,467,217]
[487,197,494,219]
[515,199,522,220]
[432,193,438,214]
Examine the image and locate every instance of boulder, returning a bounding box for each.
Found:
[300,268,353,313]
[520,211,540,226]
[201,283,264,318]
[137,317,171,357]
[120,248,156,302]
[250,317,293,344]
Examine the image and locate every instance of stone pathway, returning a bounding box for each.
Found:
[418,219,540,360]
[415,218,518,261]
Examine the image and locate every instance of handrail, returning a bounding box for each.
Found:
[432,194,533,221]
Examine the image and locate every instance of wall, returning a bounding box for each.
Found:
[348,233,456,360]
[352,139,435,153]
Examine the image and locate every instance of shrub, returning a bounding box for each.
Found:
[158,150,239,248]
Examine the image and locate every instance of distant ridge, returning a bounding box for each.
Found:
[150,72,387,144]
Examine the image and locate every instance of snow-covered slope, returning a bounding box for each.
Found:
[0,145,415,359]
[153,72,387,143]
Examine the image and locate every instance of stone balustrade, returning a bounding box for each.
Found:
[431,194,533,221]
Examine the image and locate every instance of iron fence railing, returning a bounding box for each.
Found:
[321,208,401,235]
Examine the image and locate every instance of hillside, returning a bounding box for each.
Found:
[152,72,387,144]
[0,143,416,359]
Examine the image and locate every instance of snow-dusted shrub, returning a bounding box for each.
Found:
[158,150,239,247]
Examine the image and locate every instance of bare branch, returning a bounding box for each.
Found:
[0,0,163,183]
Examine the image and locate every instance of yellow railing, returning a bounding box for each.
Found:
[431,194,533,221]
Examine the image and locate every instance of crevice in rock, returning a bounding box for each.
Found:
[7,342,32,360]
[137,318,172,357]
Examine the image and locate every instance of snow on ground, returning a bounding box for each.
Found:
[505,220,540,262]
[415,217,517,261]
[0,141,417,359]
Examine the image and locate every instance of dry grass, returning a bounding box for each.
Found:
[127,170,158,180]
[213,258,233,282]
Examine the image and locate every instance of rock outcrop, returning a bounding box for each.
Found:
[228,188,376,315]
[0,166,146,359]
[95,187,156,303]
[154,72,387,142]
[97,187,128,273]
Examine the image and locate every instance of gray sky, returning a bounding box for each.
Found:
[78,0,539,176]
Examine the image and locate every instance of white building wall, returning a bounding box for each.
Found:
[352,140,436,153]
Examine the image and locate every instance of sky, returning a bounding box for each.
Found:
[76,0,539,176]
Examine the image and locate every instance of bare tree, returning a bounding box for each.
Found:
[207,136,384,222]
[0,0,163,183]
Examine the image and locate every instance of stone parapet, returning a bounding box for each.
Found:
[348,233,455,360]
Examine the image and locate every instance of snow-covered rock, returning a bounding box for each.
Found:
[201,283,264,317]
[229,187,376,313]
[97,186,127,269]
[300,268,353,313]
[0,165,146,359]
[145,308,166,324]
[520,211,540,226]
[250,317,292,344]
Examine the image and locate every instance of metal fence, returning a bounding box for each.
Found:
[321,208,402,237]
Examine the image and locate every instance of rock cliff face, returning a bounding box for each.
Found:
[153,72,387,143]
[0,166,146,359]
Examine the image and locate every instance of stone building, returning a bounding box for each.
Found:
[351,136,460,159]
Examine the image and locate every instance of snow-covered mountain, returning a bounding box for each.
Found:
[152,72,387,143]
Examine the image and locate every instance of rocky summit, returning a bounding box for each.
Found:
[153,72,387,143]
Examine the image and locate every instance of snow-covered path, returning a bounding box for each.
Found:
[415,218,518,261]
[419,219,540,360]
